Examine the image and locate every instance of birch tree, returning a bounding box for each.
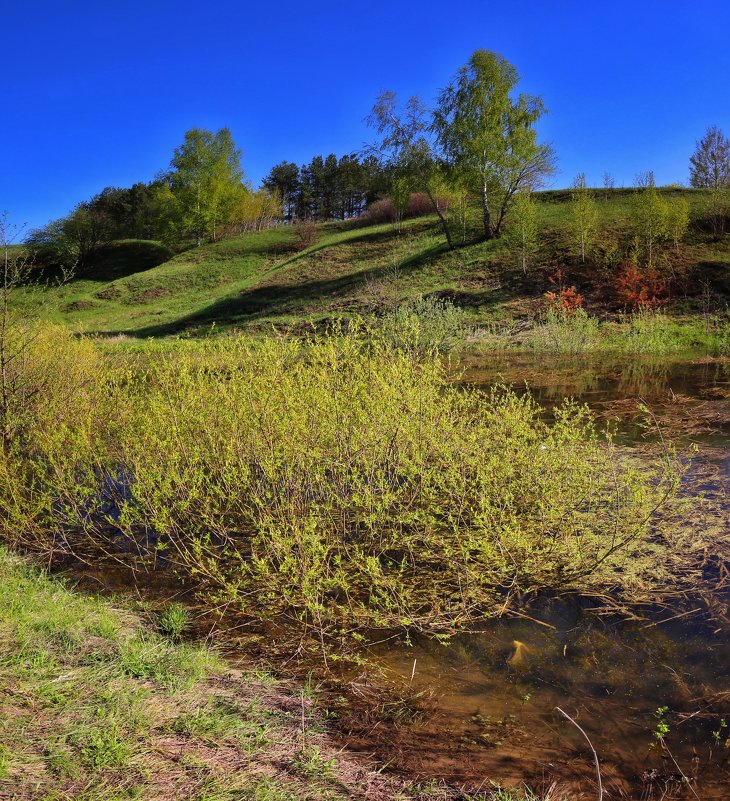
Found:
[689,126,730,190]
[432,50,555,240]
[632,172,669,269]
[570,173,598,263]
[367,91,454,248]
[666,197,689,251]
[170,128,244,245]
[507,190,538,274]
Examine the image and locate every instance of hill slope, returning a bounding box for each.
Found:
[19,190,730,338]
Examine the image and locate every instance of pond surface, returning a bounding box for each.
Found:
[342,355,729,799]
[52,354,729,799]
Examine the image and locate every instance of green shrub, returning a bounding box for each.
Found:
[376,295,467,352]
[108,329,678,647]
[526,308,601,354]
[0,324,686,654]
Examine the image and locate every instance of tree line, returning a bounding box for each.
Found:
[27,128,282,271]
[263,155,389,222]
[25,49,730,271]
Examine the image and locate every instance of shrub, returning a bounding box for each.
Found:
[292,219,317,250]
[545,286,583,315]
[615,261,669,309]
[0,325,685,656]
[527,307,601,354]
[361,198,396,225]
[103,330,677,649]
[360,193,440,226]
[375,296,467,353]
[0,324,103,546]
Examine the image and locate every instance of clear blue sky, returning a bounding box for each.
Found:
[3,0,729,232]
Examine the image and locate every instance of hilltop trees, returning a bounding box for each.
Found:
[263,161,300,221]
[366,51,554,247]
[263,154,383,222]
[689,126,730,190]
[432,50,555,240]
[689,126,730,239]
[27,199,112,270]
[29,127,250,260]
[367,91,454,247]
[170,128,245,245]
[27,128,284,266]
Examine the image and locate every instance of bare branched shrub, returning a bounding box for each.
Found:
[292,219,317,251]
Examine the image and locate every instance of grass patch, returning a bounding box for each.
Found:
[2,547,491,800]
[519,308,730,355]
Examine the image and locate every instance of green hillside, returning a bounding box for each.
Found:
[19,189,730,339]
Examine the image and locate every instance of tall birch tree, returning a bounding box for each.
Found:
[432,50,554,240]
[171,128,244,245]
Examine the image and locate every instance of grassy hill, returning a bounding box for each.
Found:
[18,189,730,339]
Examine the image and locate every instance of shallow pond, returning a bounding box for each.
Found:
[53,354,729,799]
[342,355,729,799]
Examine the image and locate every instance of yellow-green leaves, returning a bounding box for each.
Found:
[0,325,681,655]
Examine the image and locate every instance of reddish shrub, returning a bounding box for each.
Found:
[406,192,435,217]
[546,286,584,314]
[362,198,397,225]
[615,262,668,309]
[545,269,584,315]
[359,192,446,227]
[292,219,317,251]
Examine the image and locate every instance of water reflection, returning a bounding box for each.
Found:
[357,355,730,797]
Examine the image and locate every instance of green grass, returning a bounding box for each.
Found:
[17,188,726,342]
[0,548,389,800]
[2,547,553,800]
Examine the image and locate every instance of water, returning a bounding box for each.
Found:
[52,353,729,798]
[347,355,729,798]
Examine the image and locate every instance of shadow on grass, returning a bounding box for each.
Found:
[97,235,514,337]
[75,241,175,282]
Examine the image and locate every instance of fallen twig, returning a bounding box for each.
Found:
[555,706,603,801]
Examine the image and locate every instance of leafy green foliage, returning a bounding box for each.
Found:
[651,705,671,745]
[432,50,555,239]
[506,190,539,272]
[0,322,704,661]
[170,127,245,245]
[569,174,598,262]
[76,726,132,768]
[526,307,601,354]
[0,325,685,654]
[376,295,467,352]
[631,174,670,269]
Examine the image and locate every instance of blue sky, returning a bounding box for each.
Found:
[3,0,729,231]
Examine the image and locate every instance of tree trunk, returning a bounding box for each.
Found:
[482,175,494,240]
[426,189,454,249]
